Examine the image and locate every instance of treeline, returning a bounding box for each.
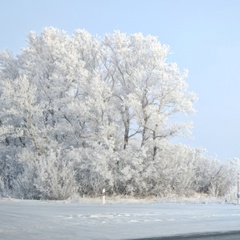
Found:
[0,28,237,200]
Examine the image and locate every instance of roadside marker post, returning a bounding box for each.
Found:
[102,188,106,205]
[237,173,240,205]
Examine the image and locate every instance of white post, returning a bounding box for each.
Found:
[102,188,106,205]
[237,173,240,205]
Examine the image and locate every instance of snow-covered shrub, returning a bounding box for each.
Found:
[0,147,23,197]
[192,156,237,197]
[13,148,77,200]
[0,176,4,197]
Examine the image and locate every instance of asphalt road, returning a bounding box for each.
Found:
[1,199,240,240]
[131,231,240,240]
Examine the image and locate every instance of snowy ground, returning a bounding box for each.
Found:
[1,198,240,240]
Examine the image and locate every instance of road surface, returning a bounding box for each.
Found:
[131,231,240,239]
[0,199,240,239]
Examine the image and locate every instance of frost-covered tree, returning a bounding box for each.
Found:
[0,27,234,199]
[101,32,196,158]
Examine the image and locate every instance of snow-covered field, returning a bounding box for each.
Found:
[1,198,240,240]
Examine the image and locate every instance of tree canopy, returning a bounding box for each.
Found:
[0,28,236,200]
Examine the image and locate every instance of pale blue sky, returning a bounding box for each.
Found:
[1,0,240,160]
